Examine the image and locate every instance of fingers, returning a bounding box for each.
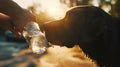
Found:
[11,30,21,38]
[6,22,22,38]
[9,23,23,38]
[9,20,24,37]
[0,17,22,37]
[0,10,36,37]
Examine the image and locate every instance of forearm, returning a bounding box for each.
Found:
[0,0,24,19]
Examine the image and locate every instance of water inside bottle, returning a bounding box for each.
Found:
[23,22,49,54]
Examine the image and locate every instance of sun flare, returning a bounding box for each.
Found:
[39,0,68,19]
[46,6,67,19]
[13,0,68,19]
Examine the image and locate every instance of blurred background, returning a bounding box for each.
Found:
[0,0,120,67]
[13,0,120,25]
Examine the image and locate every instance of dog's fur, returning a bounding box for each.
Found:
[42,6,120,67]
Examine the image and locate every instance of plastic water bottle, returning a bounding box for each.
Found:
[23,22,49,54]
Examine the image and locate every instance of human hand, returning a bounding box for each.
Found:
[0,13,17,35]
[0,0,36,37]
[11,9,36,37]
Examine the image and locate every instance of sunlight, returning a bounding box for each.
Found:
[46,6,67,19]
[13,0,34,8]
[13,0,68,19]
[39,0,68,19]
[102,5,111,13]
[90,0,100,7]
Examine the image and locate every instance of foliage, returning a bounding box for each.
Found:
[27,0,120,24]
[60,0,120,18]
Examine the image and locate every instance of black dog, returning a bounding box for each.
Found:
[41,6,120,67]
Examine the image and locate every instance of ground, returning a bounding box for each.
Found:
[0,34,98,67]
[0,43,98,67]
